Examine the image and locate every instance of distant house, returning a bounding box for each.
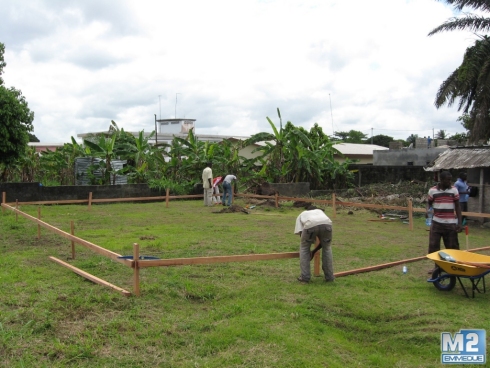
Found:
[334,143,389,164]
[28,142,65,153]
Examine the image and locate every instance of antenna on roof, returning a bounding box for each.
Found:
[329,93,334,135]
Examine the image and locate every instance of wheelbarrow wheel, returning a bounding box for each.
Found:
[431,267,456,291]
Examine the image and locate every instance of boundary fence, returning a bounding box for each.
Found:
[2,190,490,296]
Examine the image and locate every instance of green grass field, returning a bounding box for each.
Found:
[1,199,489,367]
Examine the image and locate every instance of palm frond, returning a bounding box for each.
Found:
[439,0,490,12]
[429,15,490,35]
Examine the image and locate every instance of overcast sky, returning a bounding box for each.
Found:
[1,0,477,143]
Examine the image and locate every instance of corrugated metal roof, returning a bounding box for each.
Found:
[334,143,389,155]
[424,147,490,171]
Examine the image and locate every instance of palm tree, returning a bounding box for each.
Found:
[435,130,447,139]
[429,0,490,142]
[432,36,490,141]
[406,134,418,146]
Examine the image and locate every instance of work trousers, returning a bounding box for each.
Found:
[212,186,221,203]
[300,224,334,282]
[203,188,213,206]
[222,182,232,206]
[428,221,460,254]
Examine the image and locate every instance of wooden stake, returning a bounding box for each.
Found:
[88,192,93,210]
[332,193,336,219]
[16,199,18,221]
[275,193,278,208]
[133,243,140,296]
[71,220,75,259]
[37,207,41,239]
[408,198,413,231]
[313,237,321,276]
[1,192,5,213]
[165,188,170,208]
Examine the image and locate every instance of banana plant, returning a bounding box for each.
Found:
[83,134,117,185]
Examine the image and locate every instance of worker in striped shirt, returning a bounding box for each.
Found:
[426,171,463,261]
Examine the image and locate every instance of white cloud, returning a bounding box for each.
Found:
[0,0,480,142]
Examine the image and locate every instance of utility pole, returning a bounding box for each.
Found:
[158,95,161,120]
[371,128,373,144]
[154,114,158,146]
[175,93,181,118]
[329,93,334,135]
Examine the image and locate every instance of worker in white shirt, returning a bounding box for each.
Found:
[221,174,237,206]
[294,206,335,283]
[202,162,213,207]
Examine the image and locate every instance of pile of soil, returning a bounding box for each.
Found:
[214,204,249,214]
[244,198,279,207]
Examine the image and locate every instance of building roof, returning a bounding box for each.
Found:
[334,143,389,155]
[77,131,250,142]
[424,146,490,171]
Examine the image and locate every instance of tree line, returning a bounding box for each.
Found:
[0,116,356,192]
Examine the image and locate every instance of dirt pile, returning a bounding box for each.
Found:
[214,204,249,214]
[243,198,279,207]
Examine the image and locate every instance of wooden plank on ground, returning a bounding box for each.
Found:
[139,252,300,268]
[2,204,131,266]
[49,256,131,296]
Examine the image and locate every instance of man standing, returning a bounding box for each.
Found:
[202,162,213,207]
[454,172,470,225]
[427,171,463,271]
[294,206,335,283]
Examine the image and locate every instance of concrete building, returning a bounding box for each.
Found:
[334,143,388,164]
[28,142,65,152]
[374,147,447,166]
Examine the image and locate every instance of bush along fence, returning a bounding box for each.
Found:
[3,190,490,297]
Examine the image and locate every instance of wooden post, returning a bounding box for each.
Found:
[314,251,321,276]
[479,168,484,224]
[15,199,18,221]
[71,220,75,259]
[332,193,336,219]
[1,192,5,213]
[133,243,140,296]
[88,192,93,210]
[313,237,321,277]
[165,188,170,208]
[37,207,41,239]
[275,193,278,208]
[408,198,413,231]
